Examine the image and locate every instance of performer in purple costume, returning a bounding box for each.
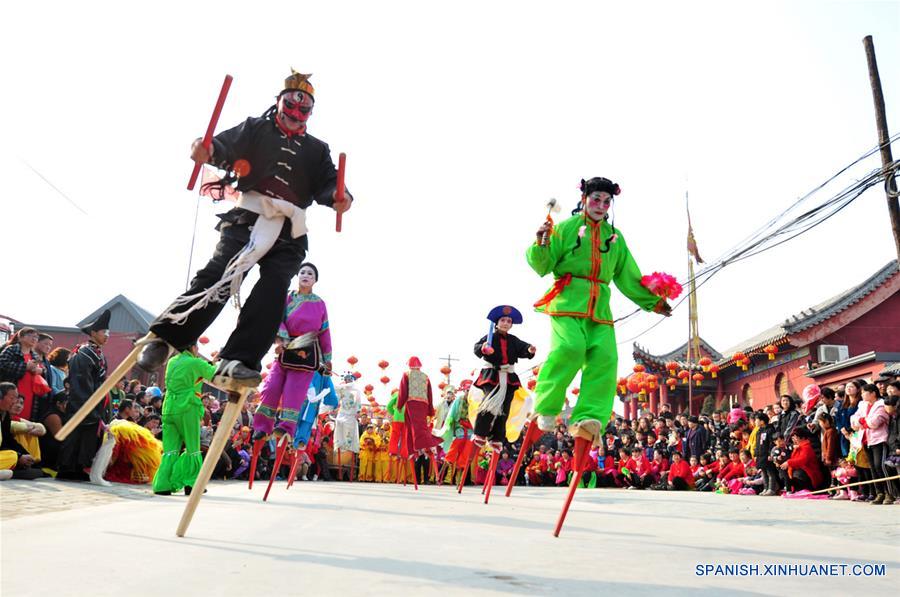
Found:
[253,263,332,440]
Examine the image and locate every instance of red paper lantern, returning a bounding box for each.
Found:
[678,370,690,384]
[764,344,778,360]
[527,379,537,391]
[617,377,628,394]
[364,384,374,393]
[665,361,678,375]
[438,382,447,390]
[353,371,362,379]
[378,360,389,370]
[666,377,677,388]
[380,376,390,385]
[740,356,750,371]
[633,364,646,374]
[626,373,644,394]
[440,365,452,377]
[709,364,720,379]
[347,356,359,366]
[692,373,705,386]
[699,357,712,372]
[646,374,658,391]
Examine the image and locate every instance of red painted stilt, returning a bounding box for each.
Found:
[248,438,265,490]
[408,457,418,491]
[553,437,590,537]
[506,420,542,497]
[286,449,300,489]
[263,435,290,502]
[484,450,501,504]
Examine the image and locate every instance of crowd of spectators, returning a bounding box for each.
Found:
[2,324,897,506]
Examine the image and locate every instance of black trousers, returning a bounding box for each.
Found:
[867,443,889,496]
[788,469,812,492]
[761,461,780,492]
[473,383,517,442]
[150,223,307,371]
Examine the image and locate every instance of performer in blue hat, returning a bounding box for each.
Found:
[471,305,536,449]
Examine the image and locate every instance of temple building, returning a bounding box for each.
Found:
[626,260,899,417]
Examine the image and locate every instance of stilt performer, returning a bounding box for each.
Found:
[56,310,111,481]
[152,341,217,495]
[460,306,535,501]
[137,70,352,390]
[333,374,362,481]
[396,357,442,488]
[385,389,409,483]
[249,262,332,500]
[524,177,672,535]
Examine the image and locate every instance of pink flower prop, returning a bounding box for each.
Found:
[640,272,683,299]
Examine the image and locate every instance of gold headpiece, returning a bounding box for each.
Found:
[283,69,315,99]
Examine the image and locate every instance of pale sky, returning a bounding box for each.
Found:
[2,1,898,409]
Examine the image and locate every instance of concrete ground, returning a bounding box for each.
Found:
[1,479,897,596]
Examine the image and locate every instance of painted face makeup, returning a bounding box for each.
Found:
[583,191,612,221]
[276,90,314,135]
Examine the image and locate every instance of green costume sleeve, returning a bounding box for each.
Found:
[525,227,564,277]
[612,232,662,312]
[385,392,405,423]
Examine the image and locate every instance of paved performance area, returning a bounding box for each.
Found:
[2,479,897,596]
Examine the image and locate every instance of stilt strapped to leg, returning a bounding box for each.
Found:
[263,434,290,502]
[286,449,300,489]
[506,420,542,497]
[248,438,265,490]
[457,440,481,494]
[484,450,501,504]
[176,388,249,537]
[408,457,419,491]
[553,437,590,537]
[437,460,448,487]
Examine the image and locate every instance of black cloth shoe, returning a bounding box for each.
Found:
[137,339,173,373]
[213,360,262,389]
[184,486,207,496]
[154,490,173,496]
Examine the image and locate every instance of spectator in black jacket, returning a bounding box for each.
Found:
[686,416,709,460]
[754,412,778,495]
[778,395,801,442]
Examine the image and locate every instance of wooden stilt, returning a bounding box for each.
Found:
[263,434,289,502]
[553,437,589,538]
[437,460,448,487]
[248,439,265,490]
[176,388,249,537]
[349,452,355,483]
[506,420,542,498]
[457,443,478,494]
[408,457,418,491]
[286,450,300,489]
[337,448,343,482]
[484,450,501,504]
[56,333,156,441]
[429,451,440,486]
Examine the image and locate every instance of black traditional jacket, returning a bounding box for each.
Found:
[472,332,533,390]
[66,343,108,428]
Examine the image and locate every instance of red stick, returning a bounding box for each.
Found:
[286,451,300,489]
[187,75,233,191]
[409,457,419,491]
[335,153,347,232]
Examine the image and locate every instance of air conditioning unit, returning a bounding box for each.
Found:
[817,344,849,364]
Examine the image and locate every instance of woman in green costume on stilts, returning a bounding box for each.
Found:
[152,342,217,496]
[510,177,674,533]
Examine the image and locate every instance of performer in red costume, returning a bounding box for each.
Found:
[396,357,442,485]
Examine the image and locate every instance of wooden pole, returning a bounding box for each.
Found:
[187,75,233,191]
[863,35,900,261]
[807,473,900,496]
[177,388,250,537]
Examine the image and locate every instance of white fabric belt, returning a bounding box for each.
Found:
[237,191,308,239]
[477,361,516,416]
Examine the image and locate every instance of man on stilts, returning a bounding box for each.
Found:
[520,177,671,535]
[136,70,352,393]
[460,305,535,500]
[396,357,442,487]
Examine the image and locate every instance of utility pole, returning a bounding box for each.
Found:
[863,35,900,261]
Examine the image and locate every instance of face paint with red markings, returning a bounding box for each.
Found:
[276,90,314,135]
